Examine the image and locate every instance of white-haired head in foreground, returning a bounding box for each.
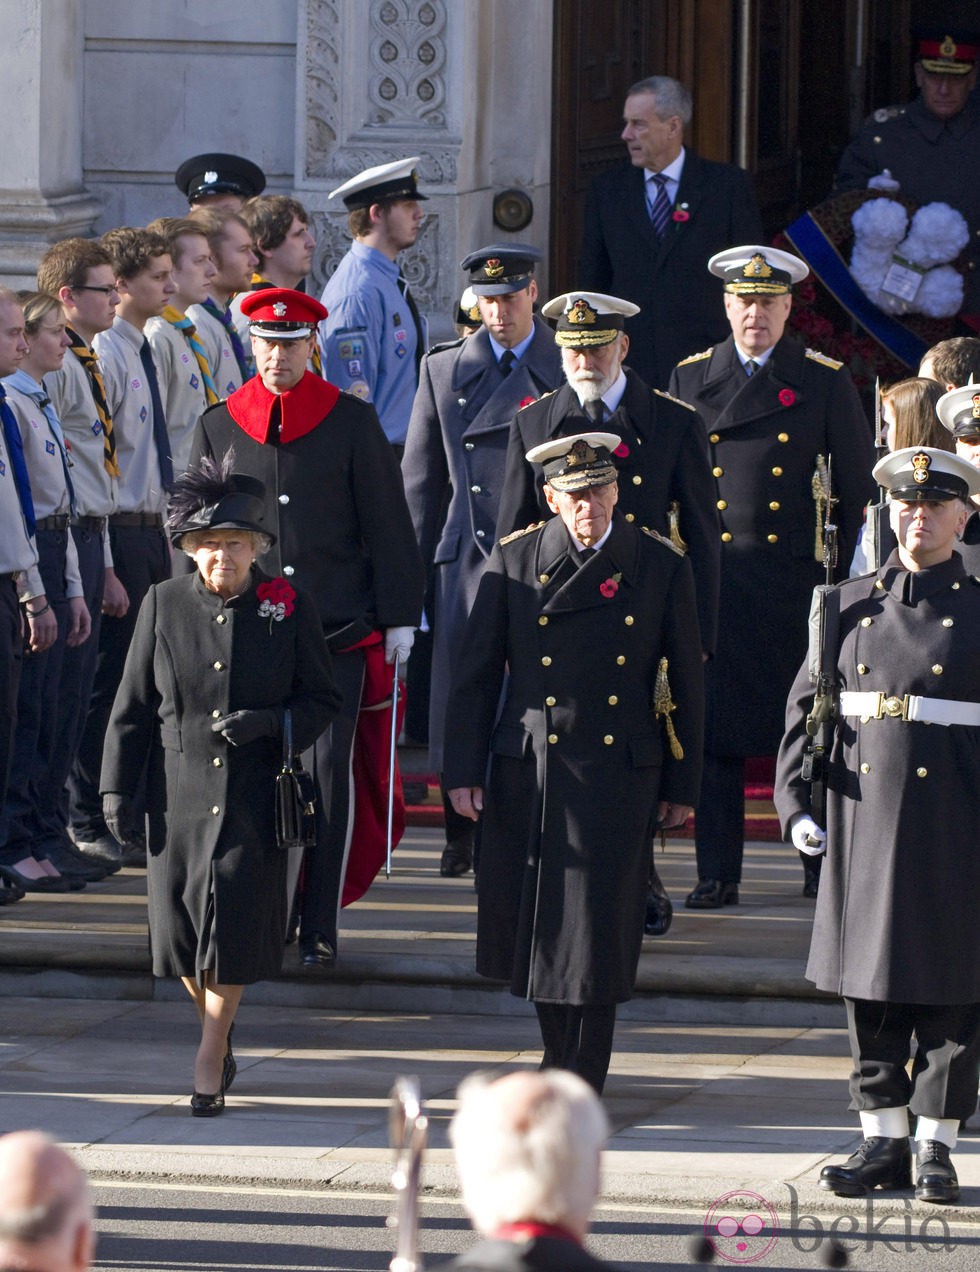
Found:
[0,1130,95,1272]
[449,1070,609,1241]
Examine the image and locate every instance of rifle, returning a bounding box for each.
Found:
[801,456,840,836]
[864,377,890,572]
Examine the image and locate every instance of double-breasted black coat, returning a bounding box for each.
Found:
[669,334,873,755]
[101,569,339,984]
[775,551,980,1005]
[401,318,563,769]
[579,153,763,389]
[443,513,703,1006]
[495,371,721,655]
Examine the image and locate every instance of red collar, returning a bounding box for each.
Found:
[226,372,340,443]
[492,1223,581,1247]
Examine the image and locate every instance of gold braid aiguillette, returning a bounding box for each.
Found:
[668,500,688,552]
[811,454,830,562]
[653,656,684,760]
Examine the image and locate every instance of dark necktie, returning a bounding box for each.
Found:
[499,349,516,376]
[745,359,759,377]
[28,389,77,517]
[0,384,37,536]
[584,398,605,424]
[67,328,119,477]
[577,546,597,567]
[139,337,174,491]
[646,172,672,238]
[202,297,251,381]
[397,274,425,377]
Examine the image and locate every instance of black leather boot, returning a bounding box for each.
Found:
[819,1136,912,1196]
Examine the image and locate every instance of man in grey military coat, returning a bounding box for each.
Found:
[401,244,562,876]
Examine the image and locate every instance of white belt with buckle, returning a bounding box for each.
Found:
[838,690,980,727]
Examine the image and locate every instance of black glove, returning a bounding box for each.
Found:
[103,793,140,847]
[210,708,280,747]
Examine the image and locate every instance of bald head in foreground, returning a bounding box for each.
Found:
[448,1071,614,1272]
[0,1132,94,1271]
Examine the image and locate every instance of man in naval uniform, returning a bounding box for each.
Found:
[937,383,980,573]
[835,28,980,318]
[444,432,703,1093]
[668,245,872,907]
[189,289,424,968]
[776,446,980,1206]
[401,244,563,877]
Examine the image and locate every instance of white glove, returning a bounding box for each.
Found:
[384,625,415,666]
[867,168,900,193]
[790,813,827,856]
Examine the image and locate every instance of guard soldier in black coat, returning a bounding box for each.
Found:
[444,432,703,1093]
[189,289,424,968]
[776,446,980,1205]
[669,246,873,907]
[937,382,980,573]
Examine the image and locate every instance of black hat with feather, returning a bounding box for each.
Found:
[167,450,274,547]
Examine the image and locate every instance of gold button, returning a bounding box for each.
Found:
[624,615,634,625]
[767,534,778,543]
[717,499,727,510]
[548,733,558,744]
[932,664,943,675]
[538,616,548,626]
[712,466,723,477]
[216,614,227,625]
[212,757,222,768]
[608,695,618,706]
[616,655,626,665]
[625,512,635,522]
[916,767,928,778]
[769,501,780,511]
[212,660,225,671]
[777,432,789,443]
[860,763,870,774]
[210,805,220,815]
[874,579,885,590]
[721,531,732,542]
[857,663,869,674]
[709,432,720,443]
[545,696,556,707]
[541,656,552,666]
[603,735,614,745]
[771,466,783,476]
[211,708,221,718]
[632,475,642,486]
[539,573,550,583]
[942,617,954,627]
[860,617,873,627]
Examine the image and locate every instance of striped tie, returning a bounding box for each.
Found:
[646,173,672,238]
[163,306,219,405]
[67,328,119,477]
[745,359,759,377]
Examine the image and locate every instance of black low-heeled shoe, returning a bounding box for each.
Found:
[0,863,71,893]
[190,1089,225,1117]
[222,1024,237,1094]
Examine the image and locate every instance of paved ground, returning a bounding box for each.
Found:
[2,826,979,1228]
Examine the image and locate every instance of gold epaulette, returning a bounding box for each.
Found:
[499,521,545,545]
[654,388,697,412]
[675,347,713,367]
[519,390,554,410]
[641,525,685,557]
[805,347,844,370]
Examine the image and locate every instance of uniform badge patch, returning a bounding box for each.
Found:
[131,378,142,391]
[91,421,103,435]
[349,380,371,399]
[139,406,148,422]
[190,374,200,389]
[45,440,56,455]
[395,344,407,358]
[338,339,364,359]
[345,359,362,376]
[0,460,5,476]
[180,352,190,364]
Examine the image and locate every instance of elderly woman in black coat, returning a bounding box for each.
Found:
[101,455,339,1116]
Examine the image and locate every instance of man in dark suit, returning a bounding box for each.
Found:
[579,75,762,390]
[401,244,563,877]
[669,246,873,908]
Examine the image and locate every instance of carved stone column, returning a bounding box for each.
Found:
[0,0,101,287]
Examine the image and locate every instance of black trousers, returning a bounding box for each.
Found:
[0,577,22,809]
[845,997,980,1121]
[534,1002,617,1095]
[694,752,745,882]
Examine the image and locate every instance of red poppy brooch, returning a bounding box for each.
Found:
[599,572,623,598]
[672,204,690,222]
[778,388,796,407]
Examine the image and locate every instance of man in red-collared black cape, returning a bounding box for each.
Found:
[188,288,424,968]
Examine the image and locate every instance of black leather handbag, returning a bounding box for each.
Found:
[274,709,317,850]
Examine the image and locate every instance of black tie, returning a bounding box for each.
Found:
[576,546,597,568]
[139,338,174,491]
[499,349,516,376]
[584,399,605,424]
[745,359,759,377]
[397,274,425,377]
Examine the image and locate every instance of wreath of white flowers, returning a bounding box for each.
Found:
[849,195,968,318]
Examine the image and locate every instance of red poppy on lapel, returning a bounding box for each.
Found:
[672,205,690,222]
[614,442,630,458]
[778,388,796,407]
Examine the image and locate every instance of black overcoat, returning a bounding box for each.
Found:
[401,318,563,768]
[190,386,424,640]
[495,371,720,655]
[579,152,763,389]
[101,569,339,983]
[669,334,873,755]
[775,551,980,1005]
[443,514,703,1005]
